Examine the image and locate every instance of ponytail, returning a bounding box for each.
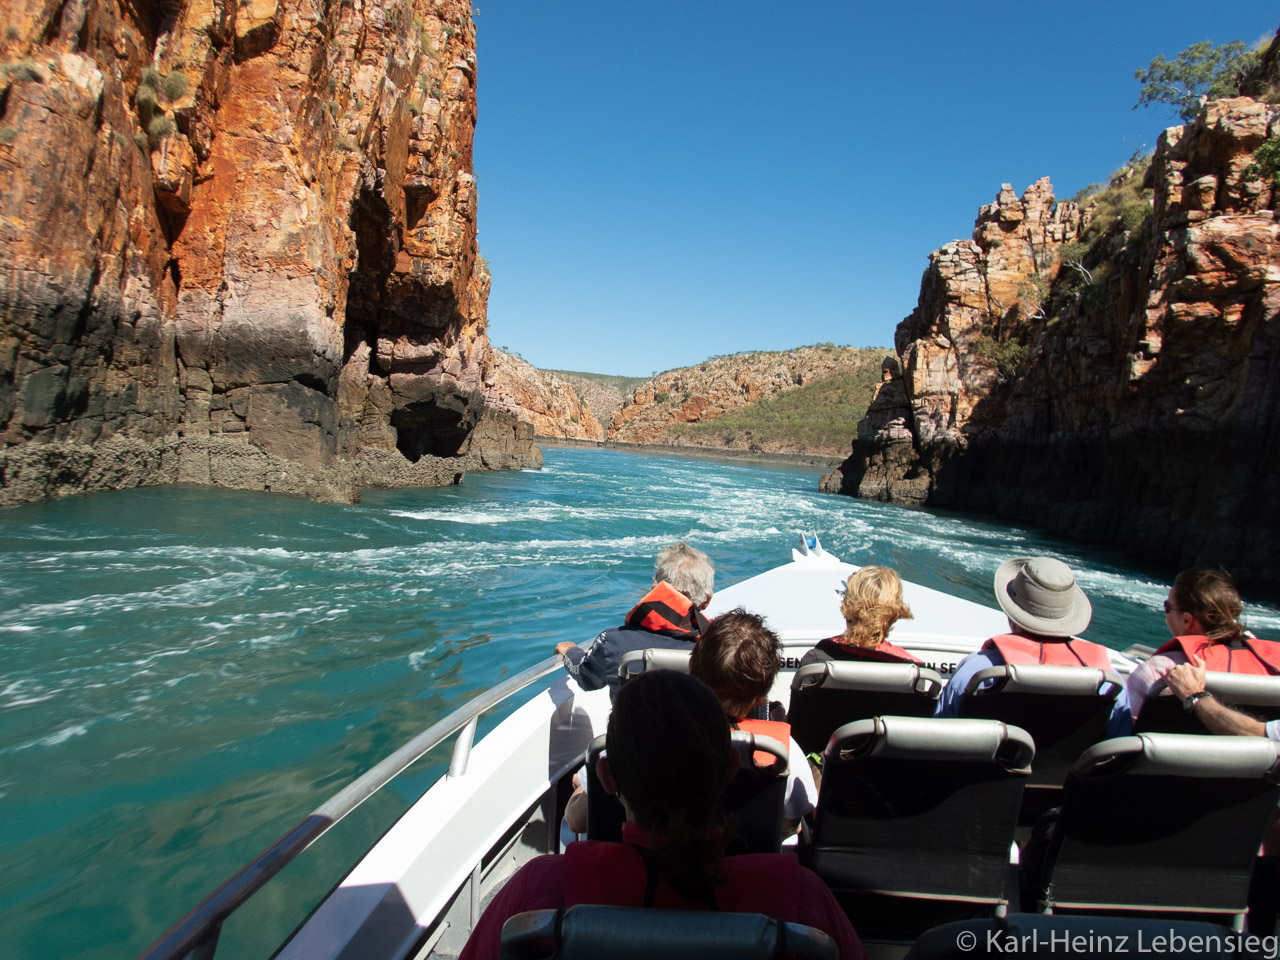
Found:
[1173,568,1245,643]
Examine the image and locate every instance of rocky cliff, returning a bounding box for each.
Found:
[823,93,1280,585]
[484,350,604,440]
[0,0,537,506]
[609,345,884,455]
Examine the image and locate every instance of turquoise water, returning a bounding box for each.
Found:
[3,446,1279,959]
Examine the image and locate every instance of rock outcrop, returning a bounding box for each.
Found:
[0,0,537,507]
[609,345,883,454]
[541,371,635,428]
[484,350,604,440]
[824,94,1280,585]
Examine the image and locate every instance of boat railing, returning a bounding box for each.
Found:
[136,654,568,960]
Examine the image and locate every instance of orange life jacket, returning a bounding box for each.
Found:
[624,581,709,639]
[984,633,1112,671]
[735,718,791,769]
[562,825,801,917]
[1155,634,1280,675]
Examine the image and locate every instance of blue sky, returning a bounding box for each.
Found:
[471,2,1277,377]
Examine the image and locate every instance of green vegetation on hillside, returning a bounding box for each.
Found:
[665,352,885,453]
[542,369,646,395]
[1073,152,1154,244]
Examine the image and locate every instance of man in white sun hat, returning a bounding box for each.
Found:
[935,557,1112,717]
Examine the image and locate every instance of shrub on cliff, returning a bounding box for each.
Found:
[1244,134,1280,190]
[146,115,177,146]
[162,71,189,102]
[1135,39,1259,123]
[2,61,44,83]
[973,337,1029,383]
[1080,154,1153,244]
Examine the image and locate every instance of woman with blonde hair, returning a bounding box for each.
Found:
[799,565,918,667]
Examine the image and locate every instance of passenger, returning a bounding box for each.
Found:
[690,609,817,836]
[1164,655,1280,738]
[936,557,1110,718]
[554,542,714,699]
[1110,568,1280,734]
[799,565,918,667]
[459,671,867,960]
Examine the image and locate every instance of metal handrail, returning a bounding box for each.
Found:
[137,654,567,960]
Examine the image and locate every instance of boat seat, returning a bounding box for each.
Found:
[905,912,1255,959]
[787,661,944,756]
[1026,733,1280,928]
[500,904,837,959]
[584,730,789,853]
[803,715,1033,937]
[617,648,690,686]
[957,663,1120,823]
[1134,671,1280,736]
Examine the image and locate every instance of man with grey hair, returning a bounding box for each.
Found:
[554,542,714,699]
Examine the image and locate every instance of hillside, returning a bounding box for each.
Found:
[485,352,605,440]
[540,370,645,425]
[664,363,886,454]
[608,345,888,455]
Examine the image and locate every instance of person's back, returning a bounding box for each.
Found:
[799,565,918,669]
[459,671,865,960]
[555,542,714,698]
[1111,568,1280,734]
[937,557,1109,717]
[690,609,817,836]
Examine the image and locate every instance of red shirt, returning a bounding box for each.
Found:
[459,823,867,960]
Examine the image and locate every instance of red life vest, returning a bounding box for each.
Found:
[735,718,791,769]
[984,633,1112,671]
[561,824,801,918]
[624,582,709,639]
[820,636,922,664]
[1154,635,1280,675]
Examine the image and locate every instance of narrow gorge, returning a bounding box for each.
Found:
[0,0,538,507]
[823,46,1280,585]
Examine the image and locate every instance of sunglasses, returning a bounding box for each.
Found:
[1163,600,1180,614]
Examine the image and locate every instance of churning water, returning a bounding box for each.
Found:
[3,446,1278,958]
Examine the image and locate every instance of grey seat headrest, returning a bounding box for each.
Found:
[828,715,1035,770]
[1075,733,1280,780]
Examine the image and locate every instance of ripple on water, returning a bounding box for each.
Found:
[0,448,1276,960]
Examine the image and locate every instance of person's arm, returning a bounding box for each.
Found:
[564,772,588,835]
[780,736,817,837]
[554,632,608,691]
[934,651,992,718]
[1164,655,1267,737]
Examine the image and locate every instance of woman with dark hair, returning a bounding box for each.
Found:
[459,670,865,960]
[1110,568,1280,733]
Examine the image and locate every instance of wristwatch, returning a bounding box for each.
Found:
[1181,690,1212,712]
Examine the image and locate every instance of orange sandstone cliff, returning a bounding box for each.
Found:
[484,349,604,441]
[0,0,537,506]
[823,92,1280,584]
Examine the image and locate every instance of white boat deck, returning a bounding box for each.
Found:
[272,539,1140,960]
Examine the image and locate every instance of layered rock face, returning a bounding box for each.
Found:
[609,345,880,453]
[484,350,604,440]
[0,0,536,506]
[824,96,1280,585]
